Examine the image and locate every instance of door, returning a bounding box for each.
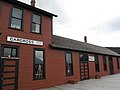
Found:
[109,56,114,75]
[80,53,89,81]
[0,45,19,90]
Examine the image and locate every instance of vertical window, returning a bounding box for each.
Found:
[31,14,41,34]
[103,56,107,71]
[34,49,45,80]
[117,57,120,69]
[10,7,23,30]
[0,1,1,16]
[65,52,73,76]
[95,55,100,72]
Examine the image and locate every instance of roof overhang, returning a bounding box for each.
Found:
[2,0,57,17]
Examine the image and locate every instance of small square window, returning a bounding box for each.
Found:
[3,47,17,57]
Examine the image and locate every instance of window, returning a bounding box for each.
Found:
[3,47,18,57]
[95,55,100,72]
[65,52,73,76]
[117,57,120,69]
[33,49,45,80]
[31,14,41,34]
[103,56,107,71]
[0,1,1,16]
[10,7,23,30]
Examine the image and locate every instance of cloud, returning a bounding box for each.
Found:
[91,17,120,34]
[107,18,120,30]
[35,0,69,25]
[19,0,70,25]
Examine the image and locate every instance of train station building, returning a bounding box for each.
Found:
[0,0,120,90]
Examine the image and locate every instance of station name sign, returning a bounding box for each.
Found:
[7,36,43,46]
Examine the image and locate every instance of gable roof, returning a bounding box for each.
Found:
[51,35,120,56]
[2,0,57,17]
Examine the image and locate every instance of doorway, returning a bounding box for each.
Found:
[79,53,89,81]
[0,45,19,90]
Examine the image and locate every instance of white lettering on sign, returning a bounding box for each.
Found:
[88,56,95,61]
[7,36,43,46]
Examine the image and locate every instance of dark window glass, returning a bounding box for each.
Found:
[3,47,17,57]
[65,52,73,76]
[80,53,88,62]
[95,55,100,72]
[0,1,1,16]
[10,7,23,30]
[31,14,41,33]
[32,23,40,33]
[4,48,11,57]
[34,49,45,80]
[12,49,17,57]
[117,57,120,69]
[103,56,107,71]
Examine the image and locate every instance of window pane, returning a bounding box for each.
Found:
[95,55,99,63]
[35,51,43,64]
[4,48,11,57]
[103,56,107,71]
[35,64,43,79]
[12,7,22,19]
[0,1,1,15]
[66,64,72,75]
[11,18,21,29]
[32,23,40,33]
[66,53,72,64]
[33,14,40,24]
[80,54,88,62]
[95,55,100,72]
[12,49,17,57]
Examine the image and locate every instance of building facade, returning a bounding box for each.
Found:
[0,0,120,90]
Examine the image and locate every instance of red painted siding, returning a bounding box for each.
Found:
[0,1,120,90]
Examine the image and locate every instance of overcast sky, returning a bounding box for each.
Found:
[19,0,120,47]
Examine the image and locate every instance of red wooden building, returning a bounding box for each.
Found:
[0,0,120,90]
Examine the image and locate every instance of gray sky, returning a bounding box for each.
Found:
[19,0,120,47]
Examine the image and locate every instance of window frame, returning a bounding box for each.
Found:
[117,57,120,69]
[103,55,107,71]
[1,45,19,57]
[0,0,2,16]
[33,48,45,80]
[65,52,73,76]
[31,13,42,34]
[9,6,24,30]
[95,55,100,72]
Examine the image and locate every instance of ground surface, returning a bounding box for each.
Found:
[40,73,120,90]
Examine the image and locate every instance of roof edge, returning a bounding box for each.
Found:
[3,0,57,17]
[50,44,120,57]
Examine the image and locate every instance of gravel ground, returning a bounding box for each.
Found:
[41,73,120,90]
